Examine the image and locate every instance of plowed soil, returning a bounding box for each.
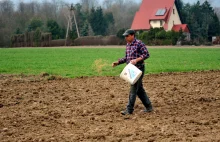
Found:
[0,71,220,142]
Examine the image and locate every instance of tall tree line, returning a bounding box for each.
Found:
[0,0,220,47]
[177,0,220,43]
[0,0,140,47]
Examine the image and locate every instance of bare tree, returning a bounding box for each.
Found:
[16,2,28,32]
[0,0,142,47]
[41,0,56,20]
[103,0,113,9]
[199,0,213,4]
[114,0,125,9]
[80,0,99,11]
[0,0,14,46]
[50,0,66,19]
[106,0,140,30]
[0,0,14,15]
[61,7,71,45]
[214,7,220,19]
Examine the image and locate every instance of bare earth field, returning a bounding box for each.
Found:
[0,71,220,142]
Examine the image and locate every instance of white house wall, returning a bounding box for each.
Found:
[150,20,165,28]
[168,4,182,30]
[149,4,181,30]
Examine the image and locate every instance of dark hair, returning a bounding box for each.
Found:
[130,33,135,38]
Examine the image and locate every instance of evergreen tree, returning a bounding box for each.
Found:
[74,3,89,37]
[208,13,220,41]
[34,28,41,47]
[181,0,219,43]
[15,28,22,34]
[88,7,96,34]
[81,20,89,36]
[28,18,43,32]
[201,1,214,41]
[47,19,61,40]
[104,12,114,25]
[89,7,107,35]
[182,3,191,25]
[104,12,115,35]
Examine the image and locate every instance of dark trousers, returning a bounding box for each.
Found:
[127,65,152,113]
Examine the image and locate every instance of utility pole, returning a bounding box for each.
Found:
[65,14,70,46]
[65,4,80,46]
[71,4,80,38]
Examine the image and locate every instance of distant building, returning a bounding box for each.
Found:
[131,0,190,40]
[172,24,190,41]
[212,36,220,44]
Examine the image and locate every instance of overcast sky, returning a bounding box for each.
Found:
[9,0,220,7]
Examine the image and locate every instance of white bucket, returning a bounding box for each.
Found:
[120,63,142,85]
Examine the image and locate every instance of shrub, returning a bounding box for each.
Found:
[139,28,182,45]
[204,42,212,46]
[73,35,124,46]
[155,30,166,39]
[116,28,126,40]
[162,39,172,45]
[181,41,193,45]
[51,39,66,46]
[139,31,148,40]
[34,28,41,47]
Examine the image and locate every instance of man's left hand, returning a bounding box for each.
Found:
[130,59,137,65]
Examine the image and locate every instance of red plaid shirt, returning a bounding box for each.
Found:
[118,39,150,68]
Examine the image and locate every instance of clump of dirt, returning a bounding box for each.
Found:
[0,70,220,141]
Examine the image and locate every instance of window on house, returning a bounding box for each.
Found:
[155,9,166,16]
[173,9,175,14]
[173,21,174,25]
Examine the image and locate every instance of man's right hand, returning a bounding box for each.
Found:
[112,61,119,67]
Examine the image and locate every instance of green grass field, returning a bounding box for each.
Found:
[0,47,219,78]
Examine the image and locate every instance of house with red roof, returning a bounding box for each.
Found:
[131,0,190,41]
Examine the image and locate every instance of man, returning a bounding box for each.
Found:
[112,29,153,115]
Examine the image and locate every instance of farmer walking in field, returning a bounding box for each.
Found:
[112,29,153,115]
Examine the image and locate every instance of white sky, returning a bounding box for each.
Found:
[184,0,220,6]
[9,0,220,7]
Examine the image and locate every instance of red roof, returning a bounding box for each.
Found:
[172,24,190,33]
[131,0,175,30]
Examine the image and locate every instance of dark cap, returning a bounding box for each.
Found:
[123,29,135,36]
